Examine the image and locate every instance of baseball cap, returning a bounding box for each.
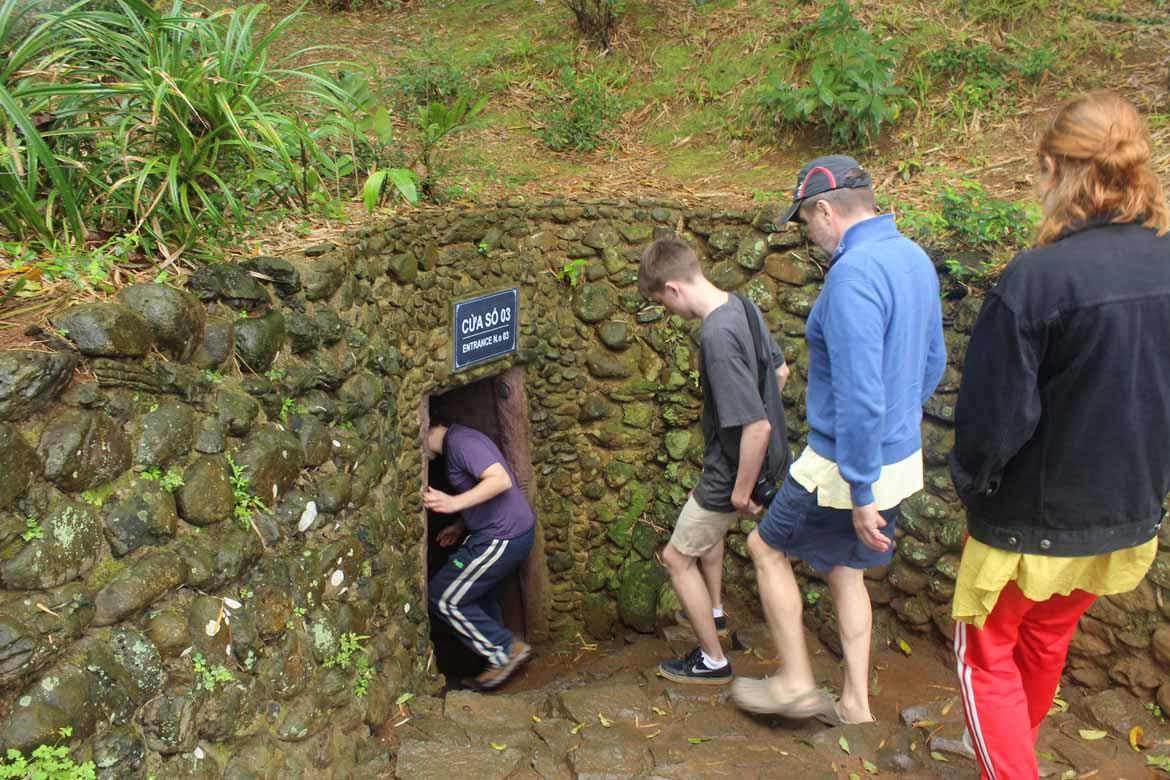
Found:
[780,155,873,224]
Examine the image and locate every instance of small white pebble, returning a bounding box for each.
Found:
[194,747,205,760]
[298,502,318,532]
[332,440,341,448]
[204,620,219,636]
[404,603,410,614]
[330,570,344,587]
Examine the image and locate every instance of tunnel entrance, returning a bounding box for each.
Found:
[422,367,548,686]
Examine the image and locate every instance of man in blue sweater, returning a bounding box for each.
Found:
[732,156,946,725]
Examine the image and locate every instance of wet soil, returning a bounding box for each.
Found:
[387,613,1162,779]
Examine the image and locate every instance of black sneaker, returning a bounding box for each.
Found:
[658,648,733,686]
[675,609,729,637]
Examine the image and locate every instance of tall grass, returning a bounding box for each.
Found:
[0,0,404,267]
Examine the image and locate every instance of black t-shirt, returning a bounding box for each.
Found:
[693,296,791,512]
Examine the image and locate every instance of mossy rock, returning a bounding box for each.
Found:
[115,283,205,361]
[0,349,77,422]
[0,497,101,590]
[52,303,153,358]
[37,409,131,492]
[0,422,38,511]
[132,400,195,468]
[617,559,667,633]
[572,283,617,324]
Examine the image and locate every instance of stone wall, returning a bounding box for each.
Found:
[1,198,1168,776]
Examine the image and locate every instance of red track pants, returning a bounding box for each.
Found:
[953,580,1097,780]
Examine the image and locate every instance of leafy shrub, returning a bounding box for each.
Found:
[0,0,373,268]
[561,0,621,50]
[390,51,471,108]
[752,0,904,145]
[0,744,95,779]
[937,182,1037,251]
[537,67,621,152]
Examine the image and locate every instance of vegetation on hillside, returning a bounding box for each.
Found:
[1,0,1167,307]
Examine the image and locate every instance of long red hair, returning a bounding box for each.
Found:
[1036,91,1169,246]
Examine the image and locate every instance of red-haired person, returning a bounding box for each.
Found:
[950,91,1170,779]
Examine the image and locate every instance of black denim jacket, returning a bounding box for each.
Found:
[950,218,1170,556]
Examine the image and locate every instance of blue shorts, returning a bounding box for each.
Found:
[756,475,899,574]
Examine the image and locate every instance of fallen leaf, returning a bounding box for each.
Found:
[863,759,878,774]
[532,715,542,723]
[490,742,507,751]
[598,713,613,728]
[395,692,415,706]
[1130,726,1144,751]
[1148,754,1170,771]
[898,639,913,656]
[645,730,661,739]
[1050,697,1069,713]
[570,723,584,735]
[1037,751,1056,761]
[652,706,667,716]
[931,751,949,762]
[688,736,712,745]
[1078,729,1108,741]
[1060,770,1076,780]
[839,736,851,754]
[850,773,861,780]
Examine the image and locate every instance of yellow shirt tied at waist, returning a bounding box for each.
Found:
[789,447,923,511]
[952,537,1158,630]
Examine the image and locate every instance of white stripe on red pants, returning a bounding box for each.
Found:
[954,580,1096,780]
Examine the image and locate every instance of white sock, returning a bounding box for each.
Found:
[700,650,728,669]
[712,606,725,618]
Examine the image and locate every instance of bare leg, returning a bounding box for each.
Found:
[699,538,725,613]
[663,543,724,661]
[745,529,817,701]
[826,565,874,722]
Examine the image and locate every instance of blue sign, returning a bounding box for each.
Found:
[453,288,519,371]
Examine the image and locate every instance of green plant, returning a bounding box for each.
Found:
[537,67,621,152]
[937,182,1037,253]
[141,465,184,493]
[264,368,285,382]
[556,258,589,287]
[20,517,43,543]
[192,652,234,692]
[0,743,95,780]
[752,0,904,145]
[390,48,470,108]
[353,654,373,699]
[280,397,308,422]
[325,632,370,670]
[226,453,268,529]
[411,93,488,200]
[561,0,621,50]
[202,370,225,385]
[0,0,373,273]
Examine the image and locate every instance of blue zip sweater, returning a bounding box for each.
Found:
[805,213,946,507]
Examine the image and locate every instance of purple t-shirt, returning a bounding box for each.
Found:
[443,424,535,540]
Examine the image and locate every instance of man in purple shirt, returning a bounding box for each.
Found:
[424,422,536,689]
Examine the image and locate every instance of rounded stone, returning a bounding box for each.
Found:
[37,409,131,492]
[176,455,234,526]
[187,263,270,310]
[240,255,301,297]
[0,349,78,422]
[217,390,261,437]
[735,233,769,270]
[132,400,195,468]
[145,610,190,658]
[0,423,38,511]
[51,303,153,357]
[284,311,319,354]
[190,317,235,371]
[617,559,667,633]
[234,311,286,374]
[232,425,305,505]
[0,497,102,589]
[93,550,187,626]
[572,283,617,324]
[597,320,631,351]
[115,284,206,361]
[103,484,179,557]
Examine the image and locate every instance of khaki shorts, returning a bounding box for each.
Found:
[669,496,739,557]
